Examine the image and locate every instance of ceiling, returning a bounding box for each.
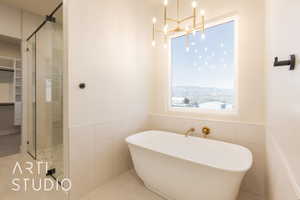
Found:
[0,0,62,16]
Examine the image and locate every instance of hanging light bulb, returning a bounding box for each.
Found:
[200,9,205,16]
[152,40,156,47]
[163,24,168,35]
[201,33,206,40]
[152,17,157,24]
[150,0,206,48]
[192,1,197,8]
[164,0,168,6]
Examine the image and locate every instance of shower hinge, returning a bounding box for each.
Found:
[46,15,56,23]
[46,168,56,176]
[46,168,61,186]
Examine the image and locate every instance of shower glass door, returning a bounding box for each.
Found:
[27,6,64,181]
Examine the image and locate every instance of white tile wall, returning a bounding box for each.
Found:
[67,0,155,198]
[70,125,94,199]
[69,113,265,200]
[69,115,148,200]
[147,114,265,198]
[266,134,300,200]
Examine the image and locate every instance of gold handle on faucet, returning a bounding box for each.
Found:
[202,127,210,137]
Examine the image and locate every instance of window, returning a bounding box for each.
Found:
[170,19,237,112]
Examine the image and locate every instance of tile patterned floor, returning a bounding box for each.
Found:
[81,170,264,200]
[0,154,66,200]
[0,154,264,200]
[36,144,64,182]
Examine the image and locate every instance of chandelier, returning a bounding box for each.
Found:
[152,0,206,48]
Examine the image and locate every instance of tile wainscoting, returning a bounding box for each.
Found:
[147,114,265,199]
[266,134,300,200]
[69,113,265,200]
[69,114,149,200]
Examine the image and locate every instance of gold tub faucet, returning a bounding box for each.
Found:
[185,128,195,137]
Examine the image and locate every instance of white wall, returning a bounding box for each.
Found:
[66,0,155,198]
[21,11,44,40]
[149,0,266,198]
[266,135,300,200]
[0,4,21,39]
[265,0,300,199]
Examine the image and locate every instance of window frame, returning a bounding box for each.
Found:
[167,15,239,115]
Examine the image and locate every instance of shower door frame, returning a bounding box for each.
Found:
[25,3,65,182]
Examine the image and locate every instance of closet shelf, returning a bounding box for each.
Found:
[0,102,14,106]
[0,66,14,72]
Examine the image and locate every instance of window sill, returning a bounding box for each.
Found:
[168,106,239,116]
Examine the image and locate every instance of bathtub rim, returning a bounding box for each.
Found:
[126,130,253,173]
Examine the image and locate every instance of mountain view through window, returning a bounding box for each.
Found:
[171,20,236,111]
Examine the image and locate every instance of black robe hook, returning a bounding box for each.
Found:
[274,55,296,70]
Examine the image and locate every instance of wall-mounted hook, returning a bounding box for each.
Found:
[79,83,86,89]
[274,55,296,70]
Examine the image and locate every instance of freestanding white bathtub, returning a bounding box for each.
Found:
[126,130,253,200]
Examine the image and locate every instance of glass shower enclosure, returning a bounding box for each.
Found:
[26,3,64,182]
